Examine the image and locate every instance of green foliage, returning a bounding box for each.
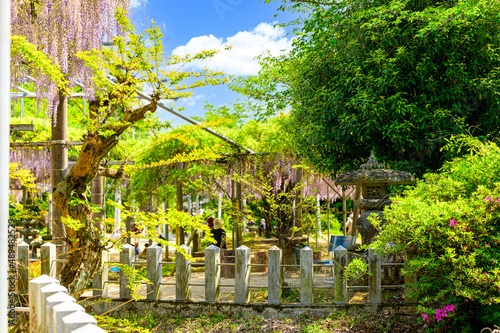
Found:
[374,136,500,331]
[344,257,370,283]
[237,0,500,175]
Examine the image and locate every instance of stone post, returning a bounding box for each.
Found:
[40,282,67,332]
[404,259,417,303]
[119,244,134,299]
[52,301,84,333]
[235,245,251,304]
[18,241,29,294]
[176,244,191,301]
[368,248,381,304]
[334,246,347,304]
[267,246,282,305]
[41,242,57,278]
[92,250,109,298]
[71,324,107,332]
[61,311,97,333]
[300,246,313,305]
[46,292,75,333]
[29,274,58,333]
[147,245,162,300]
[204,245,220,302]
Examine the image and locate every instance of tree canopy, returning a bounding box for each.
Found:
[235,0,500,175]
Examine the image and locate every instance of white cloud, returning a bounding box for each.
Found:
[182,94,207,107]
[172,22,292,76]
[130,0,148,8]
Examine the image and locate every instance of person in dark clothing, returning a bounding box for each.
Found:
[212,218,226,249]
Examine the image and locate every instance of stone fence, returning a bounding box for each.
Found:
[17,242,414,306]
[28,274,106,333]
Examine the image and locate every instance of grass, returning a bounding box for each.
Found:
[98,310,425,332]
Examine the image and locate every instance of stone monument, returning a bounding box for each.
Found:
[335,151,415,245]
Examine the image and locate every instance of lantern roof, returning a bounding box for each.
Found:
[335,151,415,185]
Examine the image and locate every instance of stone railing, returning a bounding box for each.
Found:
[17,242,413,307]
[28,274,106,332]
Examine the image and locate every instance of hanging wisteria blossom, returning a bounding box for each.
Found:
[11,0,130,118]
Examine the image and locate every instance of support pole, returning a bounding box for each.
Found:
[231,178,236,249]
[1,5,10,326]
[235,157,242,248]
[176,179,185,245]
[193,195,200,252]
[352,185,361,238]
[114,184,122,230]
[91,176,105,234]
[327,186,330,243]
[218,193,222,220]
[295,167,303,234]
[342,188,347,236]
[51,92,68,275]
[163,200,169,259]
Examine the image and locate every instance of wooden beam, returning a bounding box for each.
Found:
[10,124,34,133]
[68,161,135,166]
[10,140,83,148]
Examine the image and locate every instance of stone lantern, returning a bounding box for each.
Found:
[335,151,415,245]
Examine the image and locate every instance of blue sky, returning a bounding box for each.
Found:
[130,0,298,126]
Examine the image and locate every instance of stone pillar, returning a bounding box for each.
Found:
[176,244,191,301]
[334,246,347,304]
[368,248,381,304]
[41,242,57,278]
[28,274,58,333]
[300,246,313,305]
[61,311,97,333]
[235,245,251,304]
[40,282,67,332]
[18,241,29,294]
[46,292,75,333]
[267,246,282,305]
[204,245,220,302]
[119,244,134,299]
[92,250,109,298]
[404,260,417,303]
[52,301,84,333]
[147,245,162,300]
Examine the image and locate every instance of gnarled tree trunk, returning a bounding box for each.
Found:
[52,96,159,298]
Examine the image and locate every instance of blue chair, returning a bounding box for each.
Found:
[314,235,355,282]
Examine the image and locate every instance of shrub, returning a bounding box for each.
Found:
[374,136,500,332]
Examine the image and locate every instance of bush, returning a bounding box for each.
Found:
[374,136,500,332]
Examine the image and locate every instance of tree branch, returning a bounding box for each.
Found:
[97,167,125,179]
